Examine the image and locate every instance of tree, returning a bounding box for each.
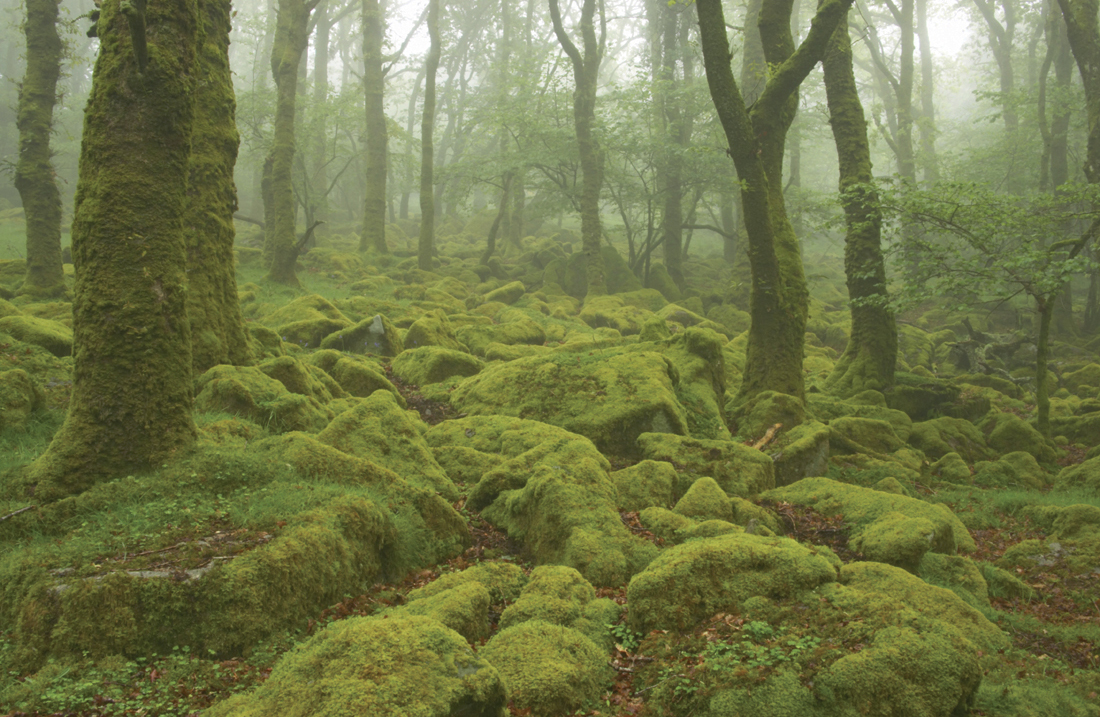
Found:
[27,0,200,500]
[550,0,607,298]
[822,7,897,396]
[14,0,65,299]
[696,0,852,403]
[361,0,388,252]
[418,0,441,272]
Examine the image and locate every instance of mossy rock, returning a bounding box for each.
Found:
[807,393,914,443]
[306,350,404,405]
[316,391,458,501]
[884,374,961,421]
[627,532,838,633]
[972,451,1048,490]
[918,552,991,609]
[1048,410,1100,445]
[611,459,677,512]
[979,411,1059,463]
[194,364,334,433]
[498,565,620,651]
[407,562,527,605]
[480,620,610,717]
[930,452,972,483]
[0,369,45,432]
[395,580,492,641]
[0,316,72,357]
[205,616,508,717]
[260,294,353,349]
[645,261,681,302]
[483,342,551,361]
[652,327,731,441]
[403,311,468,351]
[841,561,1008,651]
[1062,363,1100,396]
[638,315,671,342]
[319,314,403,356]
[872,476,909,495]
[455,317,545,357]
[617,288,669,312]
[578,294,651,335]
[706,303,752,334]
[392,346,484,387]
[483,280,526,305]
[770,420,831,487]
[257,355,345,403]
[673,477,734,523]
[1022,504,1100,539]
[828,416,905,456]
[1054,455,1100,492]
[729,390,805,438]
[906,416,993,463]
[637,432,774,499]
[452,349,689,457]
[764,477,974,555]
[849,511,938,573]
[431,445,505,485]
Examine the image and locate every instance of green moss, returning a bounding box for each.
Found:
[918,552,990,609]
[1062,363,1100,396]
[483,280,526,305]
[770,420,831,486]
[729,390,805,438]
[930,452,971,483]
[258,355,345,402]
[578,294,652,335]
[0,368,45,432]
[497,565,620,650]
[431,445,504,485]
[0,316,71,357]
[402,310,467,351]
[396,580,492,640]
[611,459,677,512]
[260,294,353,349]
[1054,455,1100,492]
[480,621,609,717]
[454,316,546,357]
[1049,410,1100,445]
[674,477,735,523]
[764,477,974,555]
[315,391,458,500]
[406,562,527,604]
[206,616,508,716]
[626,532,839,633]
[194,364,334,433]
[906,416,993,463]
[319,313,403,356]
[483,342,551,361]
[972,451,1048,490]
[637,432,774,499]
[828,416,905,455]
[850,512,936,573]
[306,350,404,404]
[979,411,1059,463]
[391,346,483,386]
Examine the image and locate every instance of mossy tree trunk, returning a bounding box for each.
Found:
[360,0,388,253]
[28,0,200,500]
[262,0,318,286]
[185,0,252,374]
[417,0,440,272]
[14,0,65,299]
[915,0,939,183]
[822,9,897,397]
[550,0,607,299]
[697,0,851,403]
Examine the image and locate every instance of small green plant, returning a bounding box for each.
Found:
[607,622,642,653]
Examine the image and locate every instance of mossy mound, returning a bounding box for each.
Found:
[637,432,775,499]
[407,561,528,605]
[0,368,45,432]
[451,348,689,457]
[259,294,353,349]
[906,416,993,463]
[194,364,334,433]
[764,477,974,555]
[391,346,484,386]
[483,280,526,305]
[930,452,972,483]
[637,506,744,544]
[611,459,678,512]
[578,294,652,335]
[402,311,468,351]
[1054,455,1100,492]
[828,416,906,456]
[769,420,831,486]
[257,355,346,402]
[918,552,992,608]
[455,317,545,357]
[673,477,735,523]
[1049,409,1100,445]
[319,313,403,356]
[979,411,1060,463]
[626,532,839,633]
[306,350,404,404]
[1062,363,1100,396]
[206,616,508,717]
[0,315,72,357]
[396,580,492,641]
[972,451,1049,489]
[728,390,805,437]
[316,390,458,500]
[849,511,939,573]
[498,565,620,650]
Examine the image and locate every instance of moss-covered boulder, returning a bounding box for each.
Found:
[729,390,805,438]
[0,315,72,357]
[611,459,677,512]
[194,365,334,433]
[930,452,972,483]
[829,416,905,456]
[306,350,404,404]
[673,477,735,523]
[257,355,345,403]
[319,313,403,356]
[919,552,991,609]
[402,311,468,351]
[578,294,651,335]
[1054,456,1100,492]
[396,580,492,641]
[206,615,508,717]
[769,420,831,487]
[884,373,962,421]
[392,346,484,387]
[452,349,689,456]
[483,280,526,305]
[455,317,545,357]
[260,294,352,350]
[1049,410,1100,445]
[0,368,45,432]
[480,620,609,717]
[627,532,839,633]
[407,562,528,605]
[849,511,938,573]
[316,391,458,500]
[980,411,1059,463]
[972,451,1049,490]
[637,432,775,498]
[764,477,974,555]
[907,416,993,463]
[1062,363,1100,396]
[498,566,620,651]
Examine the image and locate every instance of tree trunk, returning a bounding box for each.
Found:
[915,0,939,182]
[262,0,315,286]
[1036,297,1053,435]
[14,0,65,299]
[417,0,440,272]
[822,9,897,396]
[309,1,331,227]
[185,0,253,374]
[28,0,199,500]
[697,0,851,404]
[551,0,607,298]
[361,0,388,252]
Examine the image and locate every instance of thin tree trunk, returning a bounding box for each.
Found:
[417,0,441,271]
[915,0,939,182]
[361,0,388,252]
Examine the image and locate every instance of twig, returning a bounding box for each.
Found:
[0,505,35,522]
[752,423,783,450]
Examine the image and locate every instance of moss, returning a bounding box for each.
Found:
[627,532,839,633]
[258,355,345,402]
[979,411,1059,464]
[391,346,483,386]
[480,620,609,717]
[452,349,689,457]
[431,445,504,485]
[770,420,831,486]
[873,476,909,495]
[1062,363,1100,396]
[498,565,620,650]
[483,342,550,361]
[764,477,974,555]
[655,328,731,440]
[306,350,404,404]
[906,416,993,463]
[1022,503,1100,539]
[483,280,526,305]
[828,416,905,456]
[637,432,774,499]
[455,316,546,357]
[194,364,333,433]
[206,616,507,716]
[315,391,458,500]
[1048,410,1100,445]
[406,562,527,605]
[884,374,962,421]
[729,390,805,438]
[841,561,1008,651]
[849,511,937,573]
[972,451,1048,490]
[930,452,971,483]
[396,580,491,641]
[1054,455,1100,492]
[0,368,45,432]
[673,477,735,522]
[318,313,403,356]
[402,310,467,351]
[578,294,651,334]
[919,552,990,609]
[611,459,677,512]
[0,316,71,357]
[977,563,1035,601]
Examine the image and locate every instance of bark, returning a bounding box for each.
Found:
[361,0,388,252]
[15,0,65,299]
[185,0,253,374]
[262,0,317,286]
[861,0,916,182]
[417,0,440,272]
[550,0,607,298]
[822,9,897,396]
[28,0,199,500]
[915,0,939,182]
[697,0,851,403]
[653,1,689,290]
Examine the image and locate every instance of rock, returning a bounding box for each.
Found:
[611,460,677,512]
[391,346,484,386]
[498,566,620,651]
[729,390,805,438]
[637,432,774,498]
[980,411,1059,463]
[0,315,72,357]
[930,452,971,483]
[194,364,333,433]
[770,420,831,486]
[306,350,404,405]
[0,368,44,432]
[319,313,403,356]
[455,317,545,357]
[483,280,526,305]
[829,416,905,455]
[673,477,734,523]
[402,311,468,351]
[907,416,993,463]
[260,294,352,350]
[850,511,938,573]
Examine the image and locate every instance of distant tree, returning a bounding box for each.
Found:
[361,0,388,252]
[14,0,65,299]
[417,0,441,272]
